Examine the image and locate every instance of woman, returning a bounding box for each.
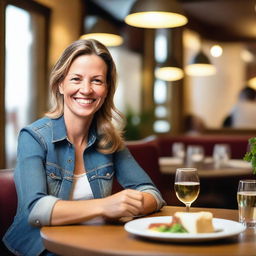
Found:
[3,39,165,256]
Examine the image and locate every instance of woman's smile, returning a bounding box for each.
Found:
[74,97,96,106]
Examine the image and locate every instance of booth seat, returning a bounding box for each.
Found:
[0,169,17,255]
[156,134,253,159]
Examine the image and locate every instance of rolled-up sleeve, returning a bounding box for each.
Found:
[114,147,166,210]
[14,129,60,227]
[28,195,60,227]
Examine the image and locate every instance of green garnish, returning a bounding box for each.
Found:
[154,223,188,233]
[169,223,188,233]
[243,137,256,174]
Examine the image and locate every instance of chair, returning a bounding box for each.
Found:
[0,169,17,255]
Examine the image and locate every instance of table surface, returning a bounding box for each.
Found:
[40,206,256,256]
[159,157,253,177]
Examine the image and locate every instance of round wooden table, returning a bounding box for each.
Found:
[40,206,256,256]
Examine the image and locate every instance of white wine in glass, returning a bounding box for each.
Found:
[174,168,200,212]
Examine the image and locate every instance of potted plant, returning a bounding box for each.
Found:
[243,137,256,174]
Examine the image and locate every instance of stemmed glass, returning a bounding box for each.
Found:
[174,168,200,212]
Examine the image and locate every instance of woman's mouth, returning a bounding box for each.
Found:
[75,98,95,104]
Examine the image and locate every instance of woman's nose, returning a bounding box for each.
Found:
[80,80,93,93]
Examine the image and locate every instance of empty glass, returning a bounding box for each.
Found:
[186,145,204,168]
[172,142,185,163]
[213,144,231,168]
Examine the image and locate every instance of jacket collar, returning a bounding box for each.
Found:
[51,115,97,146]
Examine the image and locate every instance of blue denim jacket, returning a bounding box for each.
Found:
[3,116,165,256]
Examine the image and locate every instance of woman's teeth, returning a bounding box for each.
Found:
[76,98,94,104]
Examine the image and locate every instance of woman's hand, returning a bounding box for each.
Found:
[100,189,144,218]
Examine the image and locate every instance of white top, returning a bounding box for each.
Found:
[70,172,94,200]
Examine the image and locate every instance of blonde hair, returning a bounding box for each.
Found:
[46,39,125,153]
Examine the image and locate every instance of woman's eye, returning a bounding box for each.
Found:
[71,77,80,82]
[92,79,103,85]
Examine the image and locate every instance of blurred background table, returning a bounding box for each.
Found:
[159,157,252,177]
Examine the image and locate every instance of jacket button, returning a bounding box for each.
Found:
[35,220,40,225]
[67,159,73,163]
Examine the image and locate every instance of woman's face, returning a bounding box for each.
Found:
[59,54,108,121]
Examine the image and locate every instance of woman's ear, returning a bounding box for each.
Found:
[59,83,64,94]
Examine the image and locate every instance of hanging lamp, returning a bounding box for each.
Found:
[80,18,123,47]
[185,50,216,76]
[125,0,188,29]
[248,77,256,90]
[155,56,184,81]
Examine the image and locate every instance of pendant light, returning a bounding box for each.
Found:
[125,0,188,29]
[185,50,216,76]
[248,77,256,90]
[155,56,184,81]
[80,18,123,47]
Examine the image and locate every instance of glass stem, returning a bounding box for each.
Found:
[185,204,191,212]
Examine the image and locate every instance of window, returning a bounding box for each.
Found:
[1,1,50,168]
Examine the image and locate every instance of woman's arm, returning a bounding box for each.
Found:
[141,192,158,215]
[114,147,166,212]
[51,189,145,225]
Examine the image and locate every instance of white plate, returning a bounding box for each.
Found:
[124,216,246,242]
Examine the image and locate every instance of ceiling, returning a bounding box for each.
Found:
[89,0,256,42]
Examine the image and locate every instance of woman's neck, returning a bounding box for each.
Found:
[64,114,93,147]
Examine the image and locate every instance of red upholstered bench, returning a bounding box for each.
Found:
[0,169,17,255]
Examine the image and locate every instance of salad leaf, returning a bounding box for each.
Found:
[154,223,188,233]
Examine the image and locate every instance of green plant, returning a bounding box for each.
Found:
[243,137,256,174]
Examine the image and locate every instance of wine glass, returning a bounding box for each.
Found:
[174,168,200,212]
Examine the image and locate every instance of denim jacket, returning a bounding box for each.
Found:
[3,116,165,256]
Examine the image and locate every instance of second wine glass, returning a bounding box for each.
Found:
[174,168,200,212]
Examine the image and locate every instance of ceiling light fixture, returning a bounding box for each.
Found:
[210,45,223,58]
[155,56,184,81]
[125,0,188,29]
[185,50,216,76]
[80,18,123,47]
[248,77,256,90]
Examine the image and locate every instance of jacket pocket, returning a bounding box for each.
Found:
[89,164,114,197]
[46,164,62,196]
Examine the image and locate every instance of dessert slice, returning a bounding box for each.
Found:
[174,211,214,234]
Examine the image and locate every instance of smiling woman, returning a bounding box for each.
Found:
[2,39,165,256]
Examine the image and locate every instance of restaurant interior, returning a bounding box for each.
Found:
[0,0,256,255]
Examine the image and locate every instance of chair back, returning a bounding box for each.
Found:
[126,141,162,188]
[0,169,17,239]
